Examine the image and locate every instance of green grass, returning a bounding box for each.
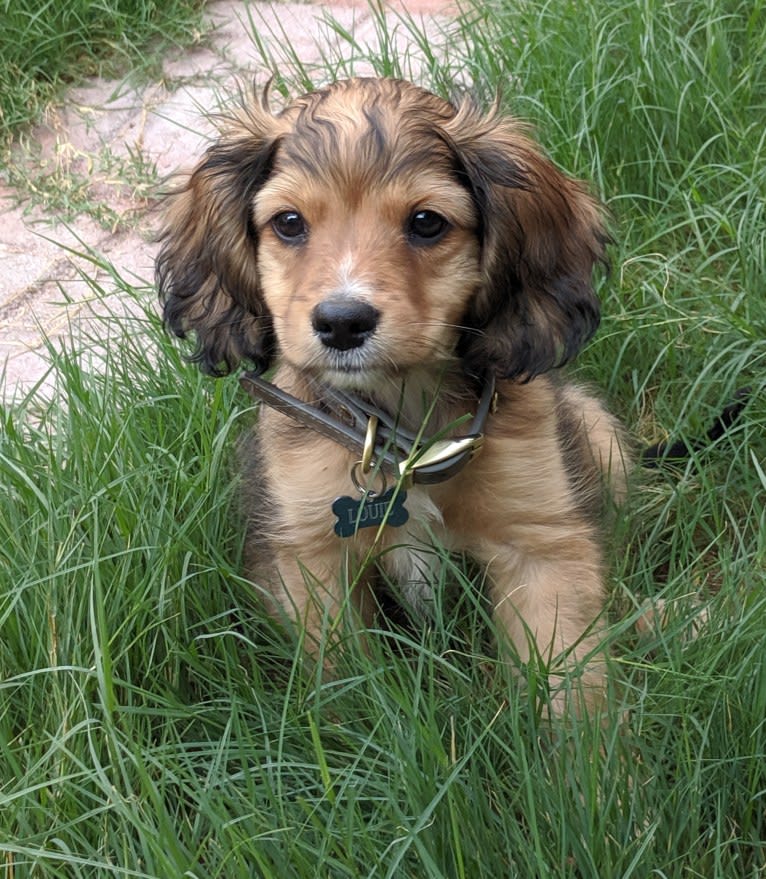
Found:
[0,0,206,146]
[2,0,766,875]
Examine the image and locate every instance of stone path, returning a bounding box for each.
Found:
[0,0,458,397]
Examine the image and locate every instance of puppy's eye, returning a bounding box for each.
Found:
[271,211,308,243]
[407,210,449,245]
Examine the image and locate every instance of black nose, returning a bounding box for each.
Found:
[311,299,379,351]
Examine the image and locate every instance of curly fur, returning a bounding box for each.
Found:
[157,77,627,714]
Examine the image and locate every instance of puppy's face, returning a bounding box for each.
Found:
[252,87,482,388]
[158,77,606,384]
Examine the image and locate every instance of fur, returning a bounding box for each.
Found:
[157,77,628,713]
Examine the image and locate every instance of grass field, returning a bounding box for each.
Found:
[0,0,205,146]
[2,0,765,875]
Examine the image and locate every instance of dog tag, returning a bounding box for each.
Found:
[332,488,409,538]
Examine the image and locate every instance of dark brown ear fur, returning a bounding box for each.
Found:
[156,96,280,376]
[443,100,608,381]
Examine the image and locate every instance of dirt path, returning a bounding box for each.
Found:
[0,0,459,396]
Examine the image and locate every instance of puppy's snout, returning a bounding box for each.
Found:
[311,299,379,351]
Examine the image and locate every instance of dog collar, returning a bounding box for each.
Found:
[239,368,496,488]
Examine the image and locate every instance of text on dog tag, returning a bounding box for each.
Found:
[332,488,409,538]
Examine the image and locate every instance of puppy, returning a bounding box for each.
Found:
[157,77,627,714]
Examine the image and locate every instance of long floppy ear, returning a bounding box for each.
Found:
[156,91,282,376]
[443,100,608,381]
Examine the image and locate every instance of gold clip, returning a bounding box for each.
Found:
[361,415,379,474]
[398,435,483,485]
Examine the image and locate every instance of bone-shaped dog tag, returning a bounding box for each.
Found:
[332,488,409,538]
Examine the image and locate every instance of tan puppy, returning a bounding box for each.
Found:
[157,77,627,713]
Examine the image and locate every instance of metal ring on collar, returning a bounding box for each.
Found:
[350,461,387,497]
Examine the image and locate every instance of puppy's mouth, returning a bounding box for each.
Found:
[313,347,391,392]
[320,348,371,372]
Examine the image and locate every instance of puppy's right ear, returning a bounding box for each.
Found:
[156,93,282,375]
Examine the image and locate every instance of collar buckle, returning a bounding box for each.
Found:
[398,435,484,487]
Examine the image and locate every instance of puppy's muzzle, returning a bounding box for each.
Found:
[312,298,379,351]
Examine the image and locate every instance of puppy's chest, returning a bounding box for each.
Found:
[378,487,454,615]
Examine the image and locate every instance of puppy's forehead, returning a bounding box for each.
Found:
[274,78,459,182]
[285,77,455,120]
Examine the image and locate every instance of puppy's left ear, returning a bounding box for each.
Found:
[156,92,282,376]
[444,101,608,381]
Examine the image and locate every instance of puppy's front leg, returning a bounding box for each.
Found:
[483,534,608,715]
[270,540,376,660]
[245,417,380,663]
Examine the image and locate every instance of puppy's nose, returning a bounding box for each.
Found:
[311,299,379,351]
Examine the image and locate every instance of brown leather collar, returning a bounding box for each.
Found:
[239,368,496,486]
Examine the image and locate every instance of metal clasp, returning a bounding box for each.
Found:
[350,416,387,496]
[361,415,378,474]
[398,434,484,487]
